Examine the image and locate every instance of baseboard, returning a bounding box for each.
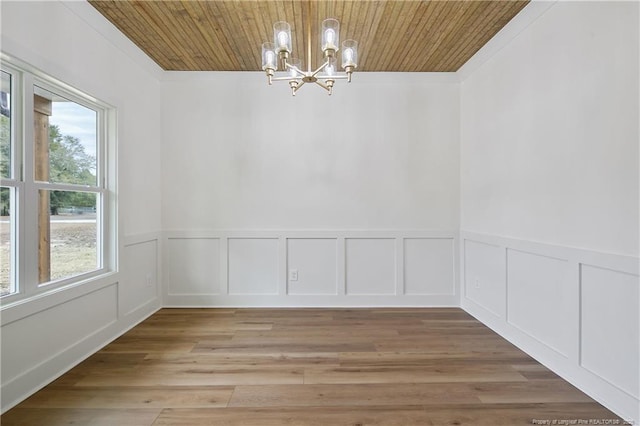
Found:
[163,294,459,308]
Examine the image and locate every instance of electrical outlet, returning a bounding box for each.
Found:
[289,269,298,281]
[474,278,480,289]
[145,273,153,287]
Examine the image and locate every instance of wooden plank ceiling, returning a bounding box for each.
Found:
[89,0,529,72]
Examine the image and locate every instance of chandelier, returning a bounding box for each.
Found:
[261,18,358,96]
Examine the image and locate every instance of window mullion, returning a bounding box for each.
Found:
[20,74,38,296]
[34,182,102,193]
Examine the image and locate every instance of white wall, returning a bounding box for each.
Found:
[0,1,162,412]
[461,1,639,257]
[160,72,461,306]
[162,72,459,230]
[460,1,639,422]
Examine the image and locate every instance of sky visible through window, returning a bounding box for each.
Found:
[49,101,97,160]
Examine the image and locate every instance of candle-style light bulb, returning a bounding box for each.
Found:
[344,48,353,63]
[266,51,275,68]
[288,58,301,79]
[326,63,335,76]
[324,58,336,96]
[325,29,335,45]
[273,21,292,54]
[341,39,358,69]
[262,42,277,73]
[321,18,339,53]
[277,31,288,48]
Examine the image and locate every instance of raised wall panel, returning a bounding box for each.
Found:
[228,238,279,295]
[461,231,640,423]
[121,240,157,315]
[404,238,455,295]
[168,238,220,295]
[1,284,118,386]
[507,249,572,357]
[581,264,639,398]
[464,240,505,317]
[345,238,396,295]
[287,238,337,295]
[163,231,458,307]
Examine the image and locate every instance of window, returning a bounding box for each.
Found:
[0,56,115,302]
[1,68,16,297]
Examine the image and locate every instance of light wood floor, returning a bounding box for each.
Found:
[2,308,621,425]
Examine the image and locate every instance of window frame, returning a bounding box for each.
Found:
[0,63,22,297]
[0,53,117,305]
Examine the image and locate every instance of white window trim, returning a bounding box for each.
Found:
[0,53,118,307]
[1,63,22,298]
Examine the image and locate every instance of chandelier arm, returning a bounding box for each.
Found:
[314,80,330,92]
[293,80,306,93]
[317,75,349,80]
[310,60,330,78]
[285,62,307,78]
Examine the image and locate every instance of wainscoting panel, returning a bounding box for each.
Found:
[463,239,505,317]
[580,264,639,399]
[1,284,118,386]
[167,238,221,295]
[287,238,338,295]
[460,231,639,423]
[506,249,573,357]
[163,230,458,307]
[345,238,396,295]
[403,238,455,295]
[1,232,162,413]
[228,238,279,295]
[121,239,158,316]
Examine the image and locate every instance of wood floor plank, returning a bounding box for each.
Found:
[19,386,234,409]
[338,351,536,366]
[142,352,341,368]
[0,408,161,426]
[1,308,622,425]
[230,328,401,340]
[476,381,596,404]
[191,341,377,354]
[152,406,433,425]
[373,337,522,353]
[100,340,197,353]
[227,383,483,407]
[46,370,87,387]
[121,328,237,338]
[303,365,528,384]
[74,369,304,387]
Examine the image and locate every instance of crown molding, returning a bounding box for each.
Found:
[61,1,164,81]
[456,1,557,82]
